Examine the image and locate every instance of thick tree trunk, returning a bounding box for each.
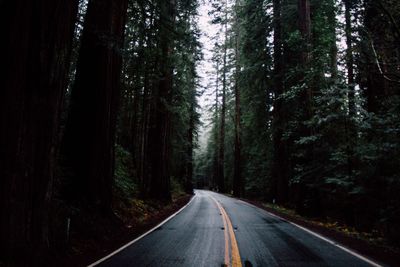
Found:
[272,0,288,204]
[298,0,313,124]
[62,0,128,211]
[147,0,176,200]
[0,0,78,264]
[138,6,155,195]
[296,0,316,215]
[298,0,312,100]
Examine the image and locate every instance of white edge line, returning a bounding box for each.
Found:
[87,195,197,267]
[238,200,384,267]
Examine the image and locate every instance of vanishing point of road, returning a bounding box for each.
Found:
[90,190,383,267]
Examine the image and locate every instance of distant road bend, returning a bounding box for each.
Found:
[89,190,383,267]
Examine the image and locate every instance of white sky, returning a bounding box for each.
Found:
[196,2,219,152]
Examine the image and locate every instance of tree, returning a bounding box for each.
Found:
[208,0,230,193]
[0,0,78,264]
[345,0,356,116]
[232,0,243,198]
[194,0,400,246]
[62,0,128,211]
[272,0,288,203]
[145,0,177,200]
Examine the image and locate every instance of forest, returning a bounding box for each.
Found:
[196,0,400,248]
[0,0,399,266]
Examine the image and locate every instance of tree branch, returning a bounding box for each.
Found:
[363,29,400,84]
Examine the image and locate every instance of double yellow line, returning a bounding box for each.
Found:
[211,196,242,267]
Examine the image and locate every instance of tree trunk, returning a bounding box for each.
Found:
[62,0,128,211]
[296,0,315,214]
[0,0,78,264]
[138,5,155,195]
[329,0,338,81]
[233,1,243,198]
[272,0,288,204]
[213,61,220,190]
[185,99,195,194]
[345,0,355,116]
[218,5,228,193]
[147,0,176,200]
[298,0,313,121]
[298,0,312,96]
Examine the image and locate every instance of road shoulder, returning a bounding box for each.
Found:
[55,194,192,267]
[241,199,400,267]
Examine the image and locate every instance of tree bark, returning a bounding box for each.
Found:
[213,61,220,190]
[185,99,195,194]
[345,0,355,116]
[298,0,312,86]
[296,0,316,215]
[329,0,338,81]
[147,0,176,200]
[218,3,228,193]
[272,0,288,204]
[62,0,128,211]
[298,0,313,119]
[233,1,243,198]
[0,0,78,264]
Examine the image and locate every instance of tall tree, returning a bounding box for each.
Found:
[213,59,220,190]
[272,0,288,203]
[0,0,78,263]
[233,0,243,197]
[146,0,177,200]
[62,0,128,211]
[217,0,229,193]
[173,0,201,195]
[345,0,356,115]
[235,0,271,198]
[298,0,312,81]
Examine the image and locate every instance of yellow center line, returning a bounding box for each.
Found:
[222,207,230,265]
[221,206,242,267]
[211,196,242,267]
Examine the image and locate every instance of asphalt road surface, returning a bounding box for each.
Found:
[91,190,382,267]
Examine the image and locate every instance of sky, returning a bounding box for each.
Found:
[196,2,219,152]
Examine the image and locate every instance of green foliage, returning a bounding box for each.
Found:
[114,145,136,200]
[170,177,186,198]
[117,0,201,197]
[198,0,400,244]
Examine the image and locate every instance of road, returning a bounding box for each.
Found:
[91,190,381,267]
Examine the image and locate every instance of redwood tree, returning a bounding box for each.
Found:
[146,0,177,200]
[233,0,243,197]
[62,0,128,211]
[272,0,289,204]
[0,0,78,264]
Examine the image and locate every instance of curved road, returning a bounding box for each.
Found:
[91,190,381,267]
